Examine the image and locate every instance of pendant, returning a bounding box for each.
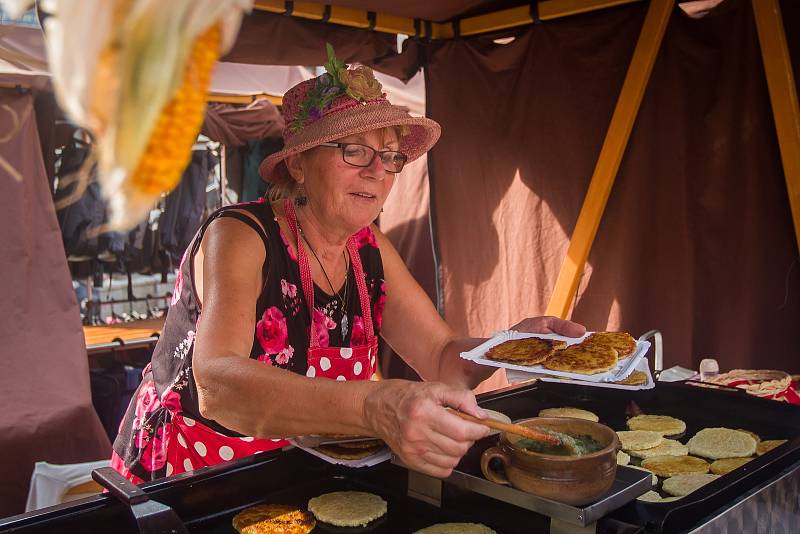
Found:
[341,314,349,339]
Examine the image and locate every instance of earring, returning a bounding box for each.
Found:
[294,185,307,207]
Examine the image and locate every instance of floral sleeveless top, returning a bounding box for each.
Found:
[111,199,386,482]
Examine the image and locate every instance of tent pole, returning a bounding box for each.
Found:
[545,0,674,319]
[752,0,800,256]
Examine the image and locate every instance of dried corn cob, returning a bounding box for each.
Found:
[128,22,220,197]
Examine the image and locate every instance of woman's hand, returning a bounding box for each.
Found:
[363,380,491,478]
[511,316,586,338]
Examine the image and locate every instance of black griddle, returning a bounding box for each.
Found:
[1,379,798,534]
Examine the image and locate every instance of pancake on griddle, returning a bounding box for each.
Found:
[232,504,316,534]
[641,455,710,477]
[626,415,686,436]
[687,428,757,459]
[709,457,753,475]
[617,451,631,465]
[636,490,680,503]
[583,331,637,358]
[627,439,688,459]
[543,344,618,375]
[314,443,384,460]
[308,491,387,527]
[736,429,761,444]
[617,430,663,451]
[538,407,599,422]
[662,473,720,497]
[486,338,567,366]
[756,439,787,456]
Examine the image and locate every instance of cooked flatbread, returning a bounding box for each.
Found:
[635,490,680,503]
[756,439,787,456]
[617,431,663,451]
[538,407,599,422]
[232,504,316,534]
[314,444,384,460]
[308,491,387,527]
[617,451,631,466]
[687,428,757,459]
[641,455,709,477]
[626,464,658,484]
[414,523,497,534]
[336,439,385,450]
[486,338,567,366]
[737,429,761,444]
[613,371,649,386]
[710,457,754,475]
[627,415,686,436]
[583,331,637,358]
[543,344,618,375]
[628,439,689,459]
[662,473,720,497]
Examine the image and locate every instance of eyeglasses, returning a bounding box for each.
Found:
[320,142,408,173]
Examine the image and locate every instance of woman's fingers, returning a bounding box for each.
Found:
[512,316,586,337]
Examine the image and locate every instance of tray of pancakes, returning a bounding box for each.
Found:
[507,355,655,390]
[461,330,650,383]
[290,435,391,468]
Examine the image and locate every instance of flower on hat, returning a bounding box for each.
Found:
[289,43,385,133]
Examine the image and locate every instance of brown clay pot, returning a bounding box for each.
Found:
[480,417,620,506]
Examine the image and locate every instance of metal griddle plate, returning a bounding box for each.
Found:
[473,379,800,533]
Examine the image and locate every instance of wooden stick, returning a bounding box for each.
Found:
[452,411,561,446]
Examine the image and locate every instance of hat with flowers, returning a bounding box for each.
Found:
[258,44,441,183]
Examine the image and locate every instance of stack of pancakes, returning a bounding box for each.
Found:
[486,331,637,375]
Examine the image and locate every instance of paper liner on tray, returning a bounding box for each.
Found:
[460,330,651,383]
[289,440,391,468]
[507,356,656,391]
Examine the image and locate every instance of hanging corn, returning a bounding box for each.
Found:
[1,0,253,229]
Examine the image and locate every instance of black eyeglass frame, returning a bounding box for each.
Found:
[319,142,408,173]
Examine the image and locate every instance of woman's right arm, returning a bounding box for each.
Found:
[191,217,488,477]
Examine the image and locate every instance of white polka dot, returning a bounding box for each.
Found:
[240,436,254,442]
[194,441,207,457]
[271,438,283,443]
[320,357,331,371]
[183,458,193,472]
[166,462,173,476]
[183,417,195,427]
[371,373,378,381]
[340,347,353,359]
[177,434,187,448]
[306,366,316,378]
[353,362,363,376]
[219,446,234,461]
[336,375,346,381]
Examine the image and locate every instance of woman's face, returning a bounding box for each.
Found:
[291,128,399,233]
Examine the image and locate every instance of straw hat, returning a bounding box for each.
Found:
[258,45,440,184]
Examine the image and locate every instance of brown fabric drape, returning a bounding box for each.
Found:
[202,99,284,147]
[0,92,111,517]
[425,0,800,374]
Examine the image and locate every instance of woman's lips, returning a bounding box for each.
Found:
[349,192,377,201]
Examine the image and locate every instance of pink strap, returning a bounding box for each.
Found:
[283,199,374,347]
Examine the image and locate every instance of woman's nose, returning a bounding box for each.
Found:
[361,154,385,180]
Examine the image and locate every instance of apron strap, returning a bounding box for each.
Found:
[283,199,375,348]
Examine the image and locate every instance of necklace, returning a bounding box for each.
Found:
[297,224,350,338]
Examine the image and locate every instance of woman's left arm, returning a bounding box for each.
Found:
[374,227,586,390]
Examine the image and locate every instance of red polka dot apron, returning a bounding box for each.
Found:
[111,199,378,482]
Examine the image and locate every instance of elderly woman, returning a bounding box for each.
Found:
[111,51,584,483]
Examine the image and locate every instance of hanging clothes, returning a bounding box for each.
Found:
[111,199,387,483]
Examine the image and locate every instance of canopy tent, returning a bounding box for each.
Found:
[0,24,111,517]
[218,0,800,380]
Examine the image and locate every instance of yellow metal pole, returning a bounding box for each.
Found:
[545,0,674,318]
[752,0,800,255]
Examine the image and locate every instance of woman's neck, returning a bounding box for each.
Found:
[295,202,350,265]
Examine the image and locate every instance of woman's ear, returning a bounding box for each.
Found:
[285,154,305,184]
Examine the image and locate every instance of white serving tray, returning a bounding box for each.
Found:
[507,356,656,391]
[289,440,391,468]
[460,330,650,383]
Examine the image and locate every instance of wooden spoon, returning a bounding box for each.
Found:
[451,410,562,446]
